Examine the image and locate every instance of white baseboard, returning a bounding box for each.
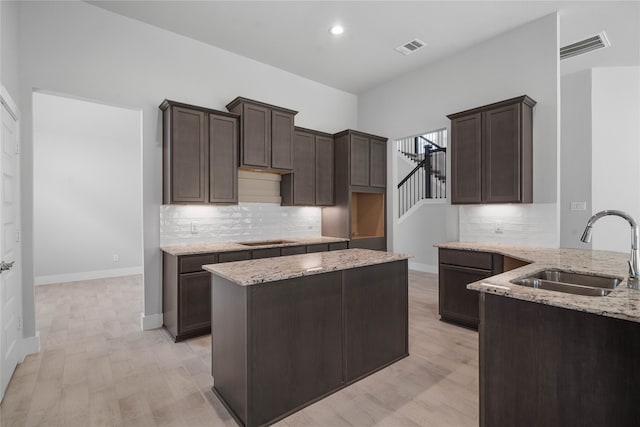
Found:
[141,312,163,331]
[34,266,143,286]
[21,332,41,362]
[408,261,438,274]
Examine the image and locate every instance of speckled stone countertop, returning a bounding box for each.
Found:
[203,248,410,286]
[161,236,349,256]
[435,242,640,323]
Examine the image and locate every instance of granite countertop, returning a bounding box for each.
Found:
[161,236,349,256]
[203,248,410,286]
[435,242,640,323]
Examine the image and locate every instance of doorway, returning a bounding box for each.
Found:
[32,93,143,288]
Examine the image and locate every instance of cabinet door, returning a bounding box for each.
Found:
[350,134,370,187]
[438,263,492,328]
[369,139,386,188]
[179,271,211,335]
[292,131,315,205]
[344,261,408,381]
[171,107,208,203]
[451,113,482,204]
[242,103,270,168]
[209,114,238,203]
[315,135,334,205]
[482,103,521,203]
[271,111,294,170]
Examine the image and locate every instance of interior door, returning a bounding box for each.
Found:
[0,99,21,402]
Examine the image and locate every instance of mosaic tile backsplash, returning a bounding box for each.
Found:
[160,203,322,246]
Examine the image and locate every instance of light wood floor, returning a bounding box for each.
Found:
[0,270,479,427]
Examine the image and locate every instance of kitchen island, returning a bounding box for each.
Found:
[204,248,409,427]
[436,242,640,427]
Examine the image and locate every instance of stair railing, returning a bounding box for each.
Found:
[397,144,446,217]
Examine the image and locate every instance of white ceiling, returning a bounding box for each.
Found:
[88,1,640,94]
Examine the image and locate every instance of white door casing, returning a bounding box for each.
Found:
[0,91,21,402]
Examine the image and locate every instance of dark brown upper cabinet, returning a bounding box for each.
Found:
[448,95,535,205]
[341,130,387,189]
[281,127,334,206]
[160,100,239,205]
[321,130,388,251]
[226,97,297,172]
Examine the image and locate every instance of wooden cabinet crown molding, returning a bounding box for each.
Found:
[225,96,298,116]
[446,95,536,120]
[160,99,240,119]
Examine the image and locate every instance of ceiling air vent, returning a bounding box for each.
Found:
[560,31,610,60]
[395,38,426,56]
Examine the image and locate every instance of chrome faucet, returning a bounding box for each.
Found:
[580,210,640,289]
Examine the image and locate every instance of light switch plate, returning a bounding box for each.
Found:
[495,221,503,234]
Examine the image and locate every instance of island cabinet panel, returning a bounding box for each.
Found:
[210,258,409,427]
[438,248,503,329]
[480,293,640,427]
[249,273,344,426]
[344,261,408,381]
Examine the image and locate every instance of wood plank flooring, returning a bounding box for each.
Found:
[0,270,478,426]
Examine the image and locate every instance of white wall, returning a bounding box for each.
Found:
[32,92,142,285]
[17,1,358,333]
[359,13,559,265]
[560,70,592,249]
[591,66,640,253]
[0,0,19,100]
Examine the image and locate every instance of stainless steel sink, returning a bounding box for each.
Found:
[238,240,296,247]
[511,269,623,297]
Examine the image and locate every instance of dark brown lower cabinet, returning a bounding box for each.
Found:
[438,248,502,329]
[211,259,408,427]
[480,293,640,427]
[163,242,349,342]
[178,272,211,335]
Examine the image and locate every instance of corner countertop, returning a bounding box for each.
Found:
[435,242,640,324]
[161,236,349,256]
[203,248,410,286]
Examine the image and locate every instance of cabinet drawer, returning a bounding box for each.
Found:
[252,247,281,259]
[179,254,218,274]
[306,244,329,253]
[329,242,348,251]
[281,245,306,256]
[439,248,493,270]
[219,251,251,263]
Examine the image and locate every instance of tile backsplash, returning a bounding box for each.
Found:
[160,203,322,246]
[459,203,558,247]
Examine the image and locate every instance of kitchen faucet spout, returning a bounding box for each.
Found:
[580,210,640,289]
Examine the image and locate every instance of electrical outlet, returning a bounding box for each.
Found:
[190,222,198,234]
[570,201,587,211]
[113,254,119,262]
[494,221,504,234]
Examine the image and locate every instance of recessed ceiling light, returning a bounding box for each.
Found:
[329,25,344,36]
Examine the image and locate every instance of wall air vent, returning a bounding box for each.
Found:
[395,38,427,56]
[560,31,610,60]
